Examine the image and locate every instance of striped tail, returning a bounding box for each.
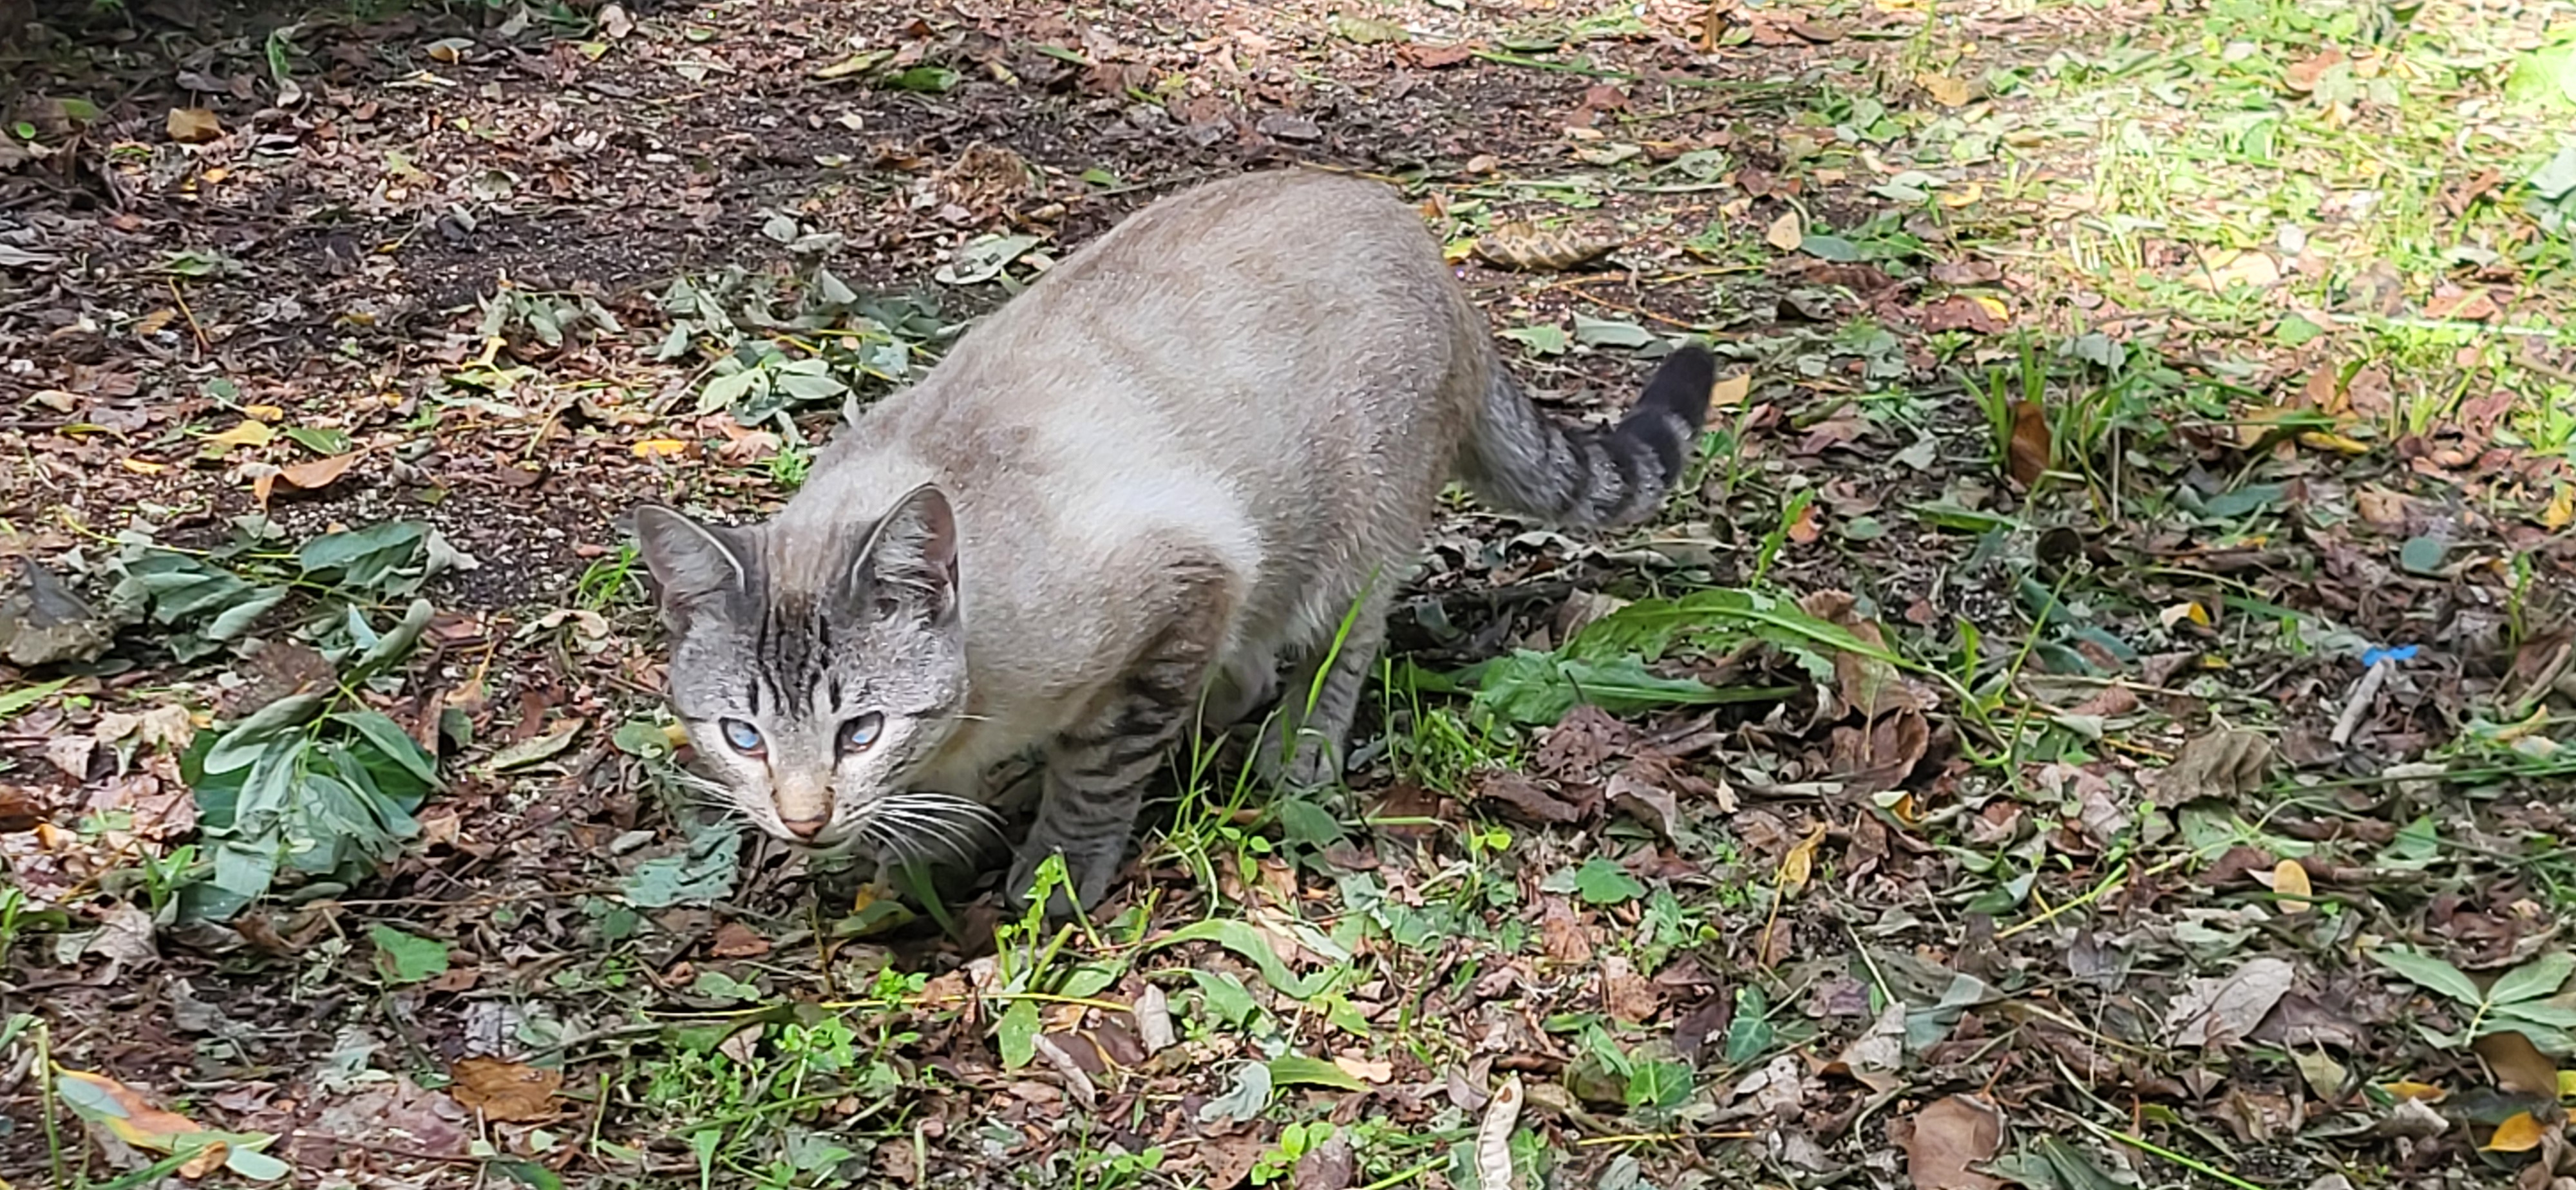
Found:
[1460,345,1716,527]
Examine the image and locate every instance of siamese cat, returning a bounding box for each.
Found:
[633,167,1714,914]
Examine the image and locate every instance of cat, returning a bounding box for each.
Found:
[632,167,1715,915]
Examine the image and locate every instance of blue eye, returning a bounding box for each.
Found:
[719,719,764,754]
[842,712,884,753]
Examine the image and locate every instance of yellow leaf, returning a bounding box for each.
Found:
[2543,486,2573,531]
[1939,180,1984,208]
[202,420,276,453]
[2485,1111,2548,1152]
[2557,1069,2576,1100]
[631,438,690,458]
[133,308,176,337]
[2383,1079,2445,1102]
[1777,821,1826,892]
[811,48,892,79]
[1442,238,1477,265]
[2159,601,2210,628]
[166,107,222,144]
[1710,372,1752,410]
[120,458,166,475]
[1917,71,1971,107]
[2297,430,2371,456]
[1971,294,2011,321]
[179,1139,231,1178]
[244,404,285,421]
[1765,211,1803,252]
[2271,858,2312,914]
[662,722,690,750]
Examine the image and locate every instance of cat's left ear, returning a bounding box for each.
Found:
[846,484,960,625]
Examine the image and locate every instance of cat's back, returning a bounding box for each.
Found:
[793,167,1480,572]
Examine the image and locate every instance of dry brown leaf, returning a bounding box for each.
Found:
[167,107,222,144]
[1916,71,1971,107]
[1470,770,1591,825]
[1710,371,1752,409]
[278,453,359,491]
[2164,956,2295,1048]
[2486,1110,2548,1153]
[1539,896,1593,965]
[2005,400,2050,488]
[1919,294,2005,334]
[450,1057,564,1123]
[1899,1094,2005,1190]
[1764,210,1803,252]
[709,921,771,958]
[2157,729,2274,800]
[1601,956,1662,1023]
[2474,1030,2560,1097]
[2270,859,2313,914]
[1777,820,1826,893]
[1472,222,1624,271]
[2283,47,2346,93]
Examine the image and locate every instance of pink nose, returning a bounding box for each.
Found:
[779,816,826,840]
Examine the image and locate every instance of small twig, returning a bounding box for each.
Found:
[167,278,209,352]
[2328,656,2394,748]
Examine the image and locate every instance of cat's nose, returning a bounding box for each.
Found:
[779,815,827,840]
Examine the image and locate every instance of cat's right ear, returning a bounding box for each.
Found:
[631,504,753,633]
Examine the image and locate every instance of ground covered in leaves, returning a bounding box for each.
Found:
[8,0,2576,1186]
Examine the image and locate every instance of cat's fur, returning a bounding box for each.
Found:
[632,167,1715,912]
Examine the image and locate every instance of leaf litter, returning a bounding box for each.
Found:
[8,0,2576,1186]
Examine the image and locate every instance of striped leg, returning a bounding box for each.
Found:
[1009,563,1232,916]
[1256,584,1392,789]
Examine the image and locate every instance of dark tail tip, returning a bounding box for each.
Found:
[1638,343,1718,433]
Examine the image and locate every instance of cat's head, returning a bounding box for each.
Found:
[629,484,970,848]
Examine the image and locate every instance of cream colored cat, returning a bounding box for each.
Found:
[633,167,1713,913]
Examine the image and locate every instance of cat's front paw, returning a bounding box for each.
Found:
[1004,841,1117,921]
[1253,719,1341,791]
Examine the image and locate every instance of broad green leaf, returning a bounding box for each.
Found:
[0,676,71,722]
[346,599,434,683]
[282,425,354,457]
[1267,1053,1367,1091]
[1499,323,1569,356]
[994,999,1038,1070]
[1572,857,1647,906]
[1275,798,1345,847]
[204,586,290,641]
[1469,650,1787,726]
[1625,1059,1693,1110]
[1189,969,1260,1028]
[332,710,437,784]
[2371,946,2485,1008]
[299,520,426,575]
[1571,312,1654,348]
[368,923,450,985]
[2492,953,2576,1005]
[1198,1061,1272,1124]
[1144,919,1333,1000]
[200,694,326,775]
[2492,1001,2576,1030]
[622,827,743,909]
[885,65,960,93]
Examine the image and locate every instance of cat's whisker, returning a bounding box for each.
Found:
[863,800,986,864]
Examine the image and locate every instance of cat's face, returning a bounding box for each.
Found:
[632,486,971,852]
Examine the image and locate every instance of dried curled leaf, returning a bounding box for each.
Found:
[1473,222,1624,272]
[2159,729,2274,800]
